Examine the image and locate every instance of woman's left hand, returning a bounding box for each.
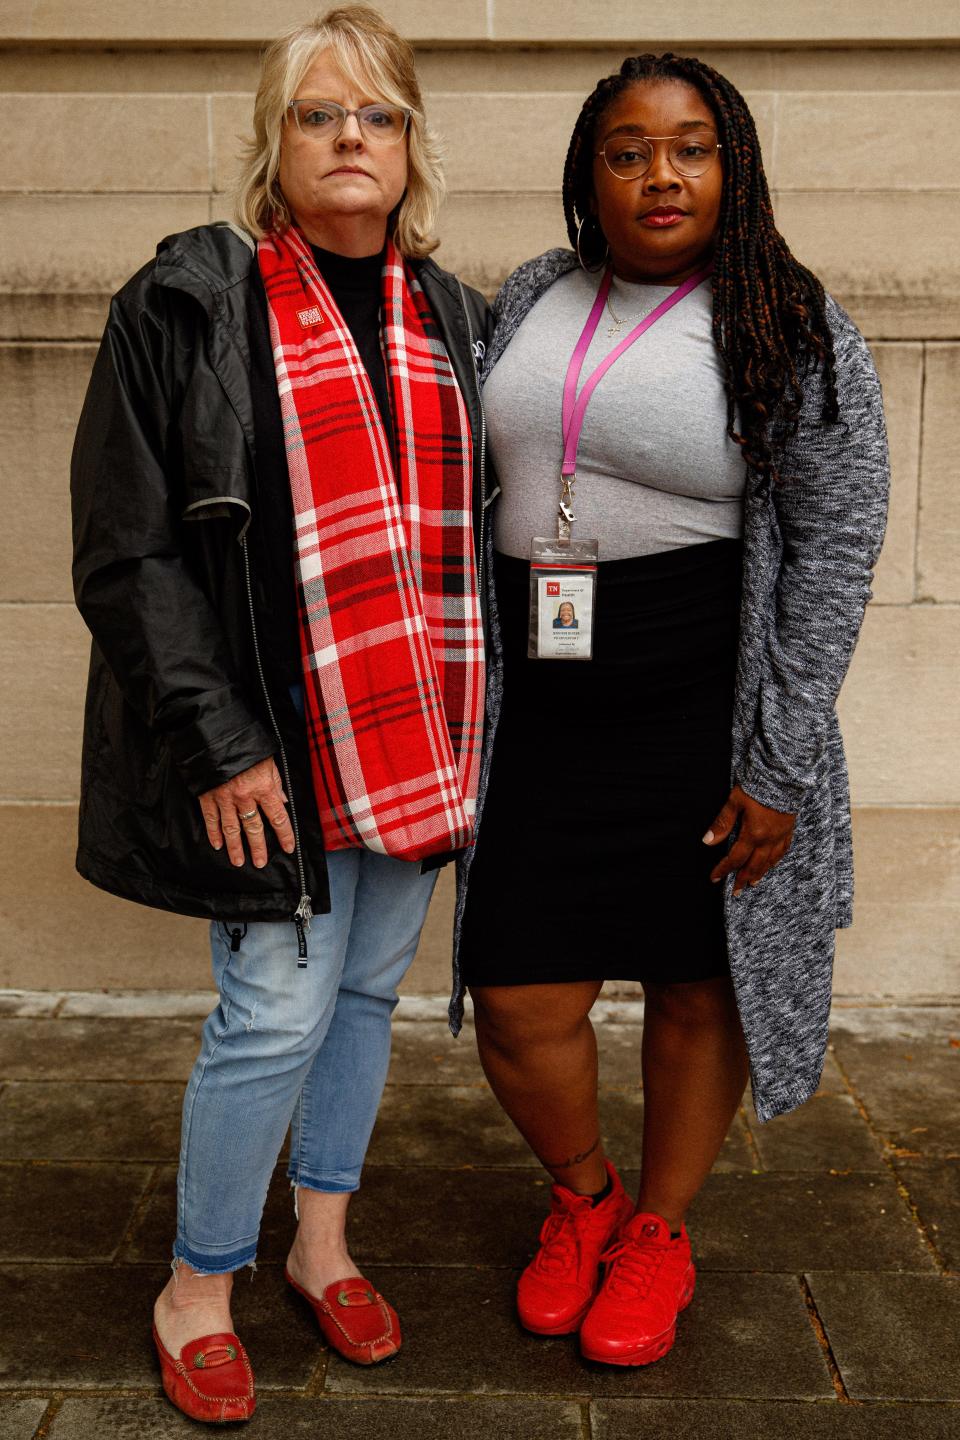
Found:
[703,785,797,896]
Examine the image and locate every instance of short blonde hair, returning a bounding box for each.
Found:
[235,5,444,257]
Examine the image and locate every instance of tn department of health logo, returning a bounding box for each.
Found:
[297,306,325,328]
[546,581,561,596]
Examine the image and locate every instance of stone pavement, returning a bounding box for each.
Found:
[0,991,958,1439]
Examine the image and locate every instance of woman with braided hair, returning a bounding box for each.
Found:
[455,54,889,1366]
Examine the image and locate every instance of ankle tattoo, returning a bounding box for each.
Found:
[541,1137,600,1171]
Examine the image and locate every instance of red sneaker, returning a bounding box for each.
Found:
[579,1211,695,1365]
[517,1161,635,1335]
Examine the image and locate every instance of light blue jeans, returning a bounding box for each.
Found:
[173,848,438,1274]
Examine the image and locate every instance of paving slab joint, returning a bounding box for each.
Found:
[31,1394,63,1438]
[579,1398,593,1439]
[799,1273,854,1402]
[830,1047,947,1272]
[886,1160,951,1272]
[111,1163,164,1263]
[302,1346,329,1397]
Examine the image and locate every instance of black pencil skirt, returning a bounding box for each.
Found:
[459,538,743,987]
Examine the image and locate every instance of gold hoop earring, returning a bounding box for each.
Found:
[576,216,609,273]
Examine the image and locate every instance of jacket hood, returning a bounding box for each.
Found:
[153,222,256,311]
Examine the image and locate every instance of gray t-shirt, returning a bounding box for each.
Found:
[485,267,747,561]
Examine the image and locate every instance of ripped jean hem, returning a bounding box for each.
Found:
[172,1239,258,1276]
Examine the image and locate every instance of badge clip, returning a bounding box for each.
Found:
[558,474,576,543]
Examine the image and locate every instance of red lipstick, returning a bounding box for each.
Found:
[640,206,687,227]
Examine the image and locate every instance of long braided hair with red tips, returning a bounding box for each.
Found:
[563,54,839,492]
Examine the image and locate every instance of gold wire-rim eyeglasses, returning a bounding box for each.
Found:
[596,131,723,180]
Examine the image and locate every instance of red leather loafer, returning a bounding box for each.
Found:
[517,1160,635,1335]
[285,1269,401,1365]
[152,1325,255,1423]
[579,1212,696,1366]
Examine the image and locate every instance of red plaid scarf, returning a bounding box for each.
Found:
[257,228,484,861]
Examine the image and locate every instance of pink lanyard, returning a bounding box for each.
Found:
[561,263,712,483]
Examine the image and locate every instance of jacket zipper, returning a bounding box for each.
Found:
[237,282,480,963]
[241,535,313,967]
[456,280,488,602]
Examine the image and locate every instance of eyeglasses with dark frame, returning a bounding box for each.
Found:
[597,130,722,180]
[287,98,411,144]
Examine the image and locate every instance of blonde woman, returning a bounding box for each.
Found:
[70,6,493,1422]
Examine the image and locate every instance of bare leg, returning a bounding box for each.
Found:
[154,1265,234,1356]
[285,1187,363,1295]
[637,975,750,1230]
[155,1192,366,1351]
[471,981,607,1194]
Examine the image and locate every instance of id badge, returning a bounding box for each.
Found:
[528,537,599,660]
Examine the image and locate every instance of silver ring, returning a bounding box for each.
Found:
[238,809,258,822]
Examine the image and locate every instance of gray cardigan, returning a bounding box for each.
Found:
[452,248,890,1124]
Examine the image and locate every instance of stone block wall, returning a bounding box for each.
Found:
[0,2,957,994]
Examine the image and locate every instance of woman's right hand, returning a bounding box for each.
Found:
[198,758,296,869]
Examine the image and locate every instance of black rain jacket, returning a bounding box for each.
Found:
[71,222,493,936]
